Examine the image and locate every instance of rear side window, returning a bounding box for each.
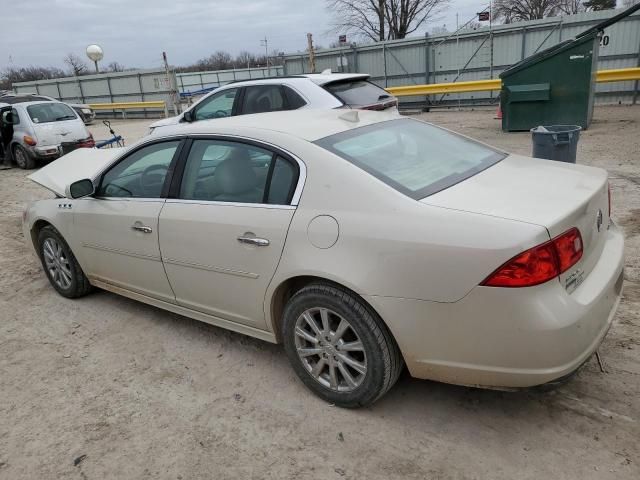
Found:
[241,85,286,114]
[315,118,505,199]
[283,86,307,109]
[179,139,299,205]
[324,80,391,107]
[27,103,78,124]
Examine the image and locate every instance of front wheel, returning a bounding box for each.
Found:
[37,225,93,298]
[282,283,403,408]
[13,144,36,169]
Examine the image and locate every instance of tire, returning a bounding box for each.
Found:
[37,225,92,298]
[282,282,403,408]
[13,144,36,169]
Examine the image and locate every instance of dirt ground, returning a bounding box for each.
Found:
[1,106,639,480]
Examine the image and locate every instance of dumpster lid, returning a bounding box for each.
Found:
[500,4,640,80]
[499,35,594,79]
[575,3,640,40]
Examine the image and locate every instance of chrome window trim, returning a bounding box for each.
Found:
[165,198,295,210]
[89,197,166,203]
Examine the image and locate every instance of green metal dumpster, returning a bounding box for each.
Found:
[500,32,599,132]
[499,3,640,132]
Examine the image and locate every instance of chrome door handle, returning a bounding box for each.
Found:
[237,235,270,247]
[132,224,153,234]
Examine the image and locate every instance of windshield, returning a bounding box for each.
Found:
[324,80,391,106]
[27,103,78,124]
[315,118,505,199]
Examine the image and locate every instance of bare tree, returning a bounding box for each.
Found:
[1,65,67,89]
[64,53,88,76]
[492,0,563,23]
[582,0,616,10]
[195,51,234,70]
[327,0,449,42]
[557,0,586,14]
[106,61,125,72]
[236,51,256,69]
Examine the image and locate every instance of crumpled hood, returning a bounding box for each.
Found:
[28,147,125,197]
[149,115,181,131]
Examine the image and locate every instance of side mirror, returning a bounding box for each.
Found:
[182,110,195,123]
[1,111,15,124]
[66,179,95,199]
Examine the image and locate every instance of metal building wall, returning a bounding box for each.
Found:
[176,66,284,94]
[283,9,640,106]
[13,69,177,106]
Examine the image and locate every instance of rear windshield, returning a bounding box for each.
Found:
[315,118,505,199]
[27,103,78,124]
[324,80,392,107]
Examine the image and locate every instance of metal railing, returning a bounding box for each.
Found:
[385,67,640,97]
[88,101,168,118]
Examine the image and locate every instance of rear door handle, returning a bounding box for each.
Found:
[132,224,153,234]
[237,235,270,247]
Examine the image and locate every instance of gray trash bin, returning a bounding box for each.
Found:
[531,125,581,163]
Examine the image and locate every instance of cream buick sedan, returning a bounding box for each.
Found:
[23,109,624,407]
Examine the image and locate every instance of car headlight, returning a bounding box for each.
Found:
[82,109,92,114]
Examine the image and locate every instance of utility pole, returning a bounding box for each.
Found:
[307,33,316,73]
[163,51,178,115]
[260,37,270,75]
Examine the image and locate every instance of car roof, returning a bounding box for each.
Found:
[0,95,59,105]
[156,108,399,142]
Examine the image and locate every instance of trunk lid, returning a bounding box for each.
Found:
[422,154,610,292]
[32,119,90,146]
[28,147,125,197]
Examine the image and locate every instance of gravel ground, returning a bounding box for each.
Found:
[1,106,638,479]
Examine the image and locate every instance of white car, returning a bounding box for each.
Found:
[0,95,94,169]
[23,109,624,407]
[148,73,398,136]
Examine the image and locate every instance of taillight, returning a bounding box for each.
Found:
[23,135,37,146]
[482,228,583,288]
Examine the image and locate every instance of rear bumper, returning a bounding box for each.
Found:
[31,145,62,159]
[365,223,625,388]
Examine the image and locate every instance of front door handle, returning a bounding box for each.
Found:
[237,235,270,247]
[132,224,153,234]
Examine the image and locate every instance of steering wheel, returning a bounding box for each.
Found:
[214,110,229,118]
[140,164,168,196]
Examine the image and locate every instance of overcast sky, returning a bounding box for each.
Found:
[1,0,487,71]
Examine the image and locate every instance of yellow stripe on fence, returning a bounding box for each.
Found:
[385,67,640,97]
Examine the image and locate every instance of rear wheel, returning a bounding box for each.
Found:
[13,144,36,169]
[37,225,92,298]
[282,283,403,408]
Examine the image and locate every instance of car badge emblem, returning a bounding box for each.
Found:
[596,209,603,232]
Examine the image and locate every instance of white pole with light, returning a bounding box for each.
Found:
[86,45,104,74]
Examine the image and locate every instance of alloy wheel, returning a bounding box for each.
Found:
[294,307,367,392]
[42,237,72,290]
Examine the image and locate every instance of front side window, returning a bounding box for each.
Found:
[194,88,237,121]
[315,118,505,199]
[27,103,77,124]
[179,139,298,205]
[97,141,180,198]
[241,85,286,115]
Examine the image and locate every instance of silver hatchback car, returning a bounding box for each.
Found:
[0,95,94,169]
